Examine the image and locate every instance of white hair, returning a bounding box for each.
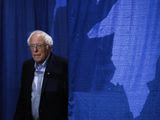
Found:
[27,30,53,46]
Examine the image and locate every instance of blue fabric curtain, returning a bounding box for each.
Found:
[1,0,160,120]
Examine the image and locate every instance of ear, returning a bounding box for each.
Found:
[46,45,52,51]
[46,45,49,49]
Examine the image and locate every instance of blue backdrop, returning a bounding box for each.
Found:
[1,0,160,120]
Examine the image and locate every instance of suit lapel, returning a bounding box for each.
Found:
[41,53,57,94]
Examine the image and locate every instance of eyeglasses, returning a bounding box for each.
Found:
[29,44,46,50]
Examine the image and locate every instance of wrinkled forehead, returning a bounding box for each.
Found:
[29,33,45,44]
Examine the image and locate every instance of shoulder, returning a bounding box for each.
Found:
[54,55,67,64]
[50,53,68,65]
[46,53,68,74]
[23,58,34,65]
[22,59,34,69]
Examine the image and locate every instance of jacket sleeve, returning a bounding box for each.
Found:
[14,62,32,120]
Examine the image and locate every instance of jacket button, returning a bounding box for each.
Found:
[47,72,50,75]
[40,109,42,113]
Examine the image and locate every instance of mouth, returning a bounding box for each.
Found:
[33,54,41,58]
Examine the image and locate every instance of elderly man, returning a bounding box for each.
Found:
[14,30,68,120]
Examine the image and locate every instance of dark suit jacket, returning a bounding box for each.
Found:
[14,53,68,120]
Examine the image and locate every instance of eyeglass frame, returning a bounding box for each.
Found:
[28,44,47,50]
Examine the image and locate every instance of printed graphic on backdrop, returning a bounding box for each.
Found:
[68,0,160,119]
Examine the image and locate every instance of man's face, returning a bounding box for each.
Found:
[29,34,50,64]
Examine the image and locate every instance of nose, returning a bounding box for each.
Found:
[33,46,38,52]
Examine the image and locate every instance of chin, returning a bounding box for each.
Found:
[34,59,43,64]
